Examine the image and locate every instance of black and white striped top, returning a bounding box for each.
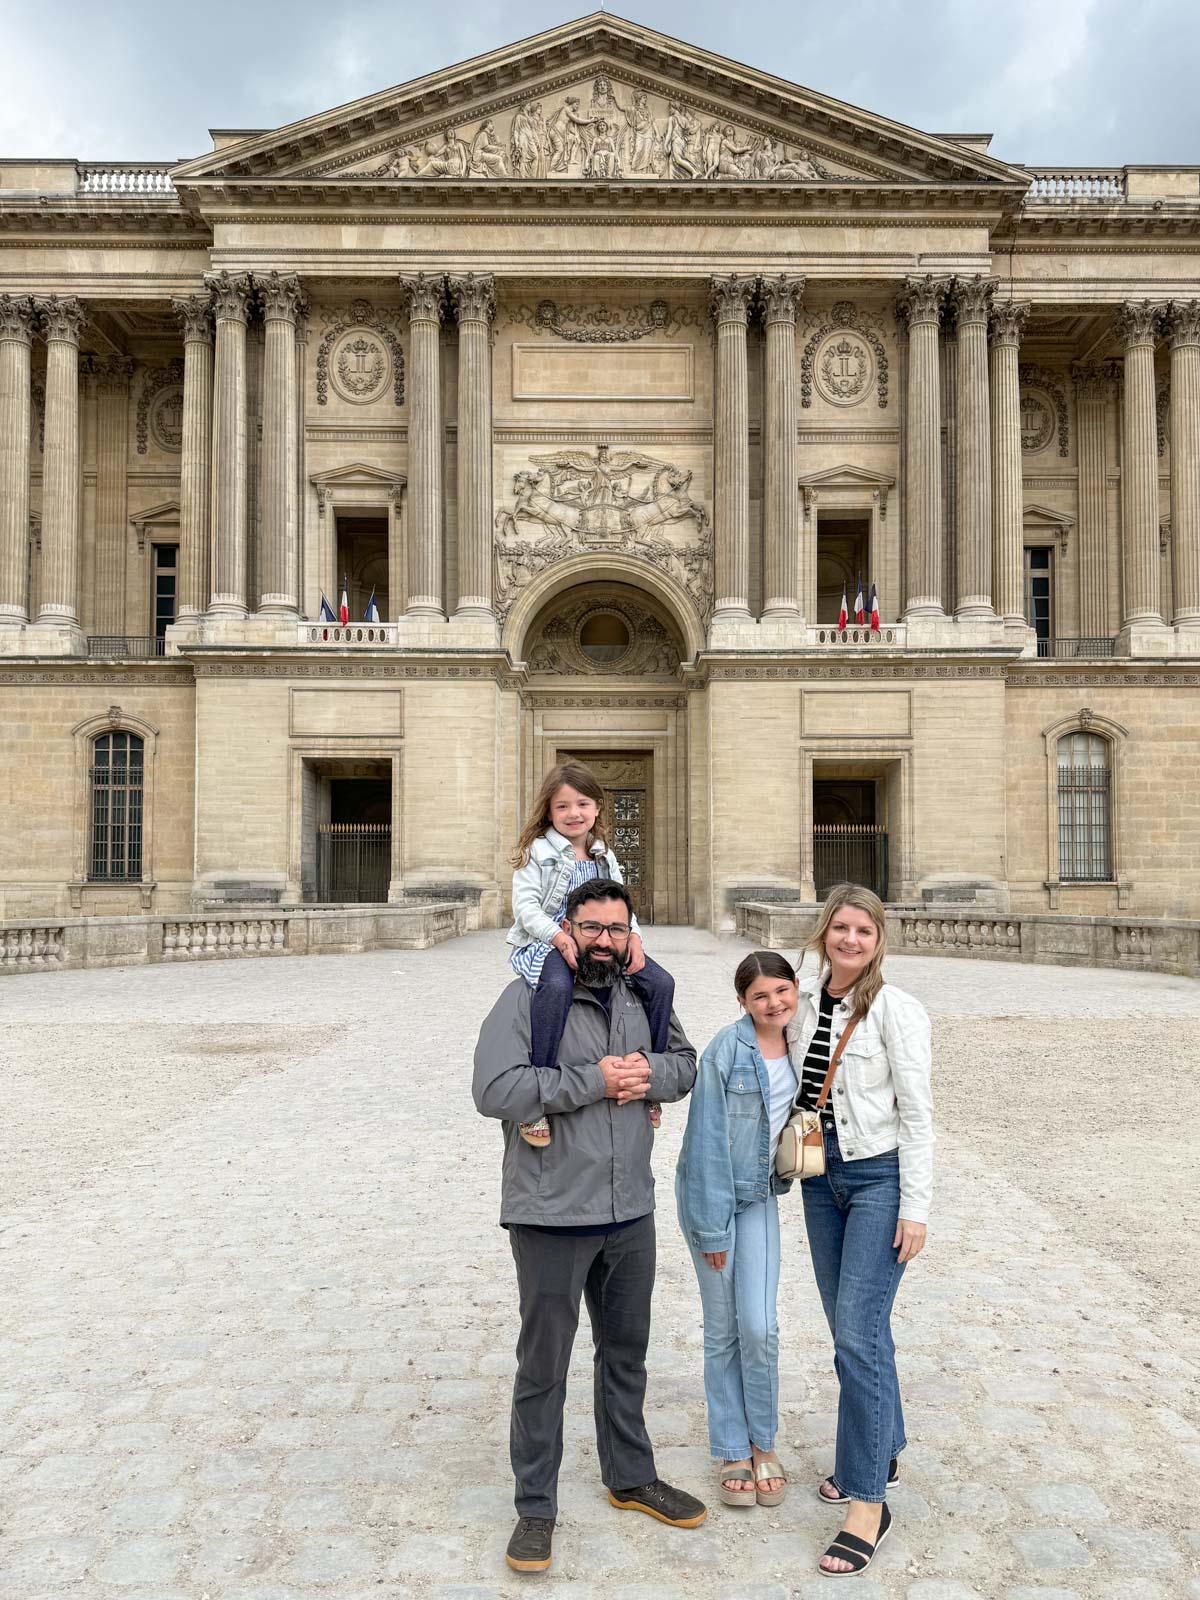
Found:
[795,986,843,1115]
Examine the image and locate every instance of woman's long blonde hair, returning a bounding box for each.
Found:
[511,760,609,868]
[804,882,887,1021]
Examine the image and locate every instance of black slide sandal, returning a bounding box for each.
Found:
[817,1460,898,1505]
[819,1502,892,1577]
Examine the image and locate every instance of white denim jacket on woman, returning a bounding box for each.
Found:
[785,972,935,1224]
[506,828,641,951]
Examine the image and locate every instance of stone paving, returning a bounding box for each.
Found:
[1,928,1199,1600]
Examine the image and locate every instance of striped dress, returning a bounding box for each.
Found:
[510,856,601,987]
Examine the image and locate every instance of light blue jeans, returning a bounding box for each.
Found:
[681,1185,781,1461]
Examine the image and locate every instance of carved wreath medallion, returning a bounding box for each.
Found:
[814,331,874,407]
[149,385,184,452]
[330,330,391,404]
[1019,389,1054,454]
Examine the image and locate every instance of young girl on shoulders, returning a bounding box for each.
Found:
[507,760,674,1146]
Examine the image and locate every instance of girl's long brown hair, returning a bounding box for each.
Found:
[804,883,887,1021]
[511,761,609,867]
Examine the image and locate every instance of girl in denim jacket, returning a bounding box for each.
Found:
[507,760,673,1146]
[675,951,799,1510]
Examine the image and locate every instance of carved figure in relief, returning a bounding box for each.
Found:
[662,103,701,178]
[624,91,661,174]
[589,120,621,179]
[510,101,549,178]
[709,123,755,178]
[587,75,625,164]
[471,121,508,178]
[546,97,592,172]
[416,128,471,178]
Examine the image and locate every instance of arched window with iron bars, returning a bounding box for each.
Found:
[90,732,145,882]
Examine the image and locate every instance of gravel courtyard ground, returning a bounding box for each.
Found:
[1,928,1198,1600]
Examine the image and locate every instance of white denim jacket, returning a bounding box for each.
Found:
[506,828,641,950]
[786,973,935,1224]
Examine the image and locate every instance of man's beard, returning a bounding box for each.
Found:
[576,946,629,988]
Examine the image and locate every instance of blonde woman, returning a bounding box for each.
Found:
[786,884,933,1578]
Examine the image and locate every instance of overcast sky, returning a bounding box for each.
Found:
[2,0,1195,167]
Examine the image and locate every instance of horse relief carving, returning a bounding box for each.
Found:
[350,77,829,183]
[494,444,712,621]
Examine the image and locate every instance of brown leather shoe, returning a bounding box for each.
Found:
[608,1478,707,1527]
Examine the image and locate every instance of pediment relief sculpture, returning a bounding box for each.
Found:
[494,444,712,621]
[326,77,834,184]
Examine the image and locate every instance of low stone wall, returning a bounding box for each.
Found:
[735,902,1200,978]
[0,902,466,976]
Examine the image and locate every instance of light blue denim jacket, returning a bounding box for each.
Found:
[675,1014,793,1255]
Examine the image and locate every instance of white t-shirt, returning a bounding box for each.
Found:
[762,1051,799,1159]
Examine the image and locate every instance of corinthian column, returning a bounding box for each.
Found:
[0,295,37,630]
[91,355,135,636]
[205,271,252,617]
[760,274,804,619]
[1117,300,1167,632]
[34,295,87,634]
[898,276,949,616]
[1165,300,1200,629]
[709,274,755,620]
[400,273,445,618]
[1071,361,1115,637]
[448,273,496,621]
[951,276,996,617]
[171,295,214,624]
[256,271,303,617]
[989,300,1030,627]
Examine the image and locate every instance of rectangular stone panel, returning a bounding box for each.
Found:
[511,343,694,402]
[801,689,911,737]
[289,688,404,737]
[540,711,670,732]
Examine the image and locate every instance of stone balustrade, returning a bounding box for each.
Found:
[302,623,399,646]
[735,901,1200,977]
[1025,169,1125,201]
[807,624,904,646]
[0,901,465,975]
[77,165,177,195]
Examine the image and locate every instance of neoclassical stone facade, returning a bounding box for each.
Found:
[2,14,1199,928]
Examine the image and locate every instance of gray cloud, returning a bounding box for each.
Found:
[1,0,1195,166]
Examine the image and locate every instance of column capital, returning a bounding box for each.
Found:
[35,296,88,344]
[1071,359,1119,401]
[255,270,305,324]
[950,273,998,326]
[172,294,214,344]
[758,274,805,325]
[709,274,755,326]
[0,293,38,345]
[988,300,1031,347]
[204,271,253,323]
[896,275,950,329]
[448,272,496,324]
[1164,298,1200,348]
[1116,299,1164,349]
[84,355,135,394]
[399,272,446,322]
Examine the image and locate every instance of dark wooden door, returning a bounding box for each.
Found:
[558,750,653,923]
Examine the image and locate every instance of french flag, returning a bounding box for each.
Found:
[365,588,381,624]
[870,583,881,634]
[318,593,337,622]
[854,577,866,626]
[339,577,349,626]
[837,582,848,631]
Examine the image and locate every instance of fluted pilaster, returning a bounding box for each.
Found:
[257,271,303,617]
[709,274,755,619]
[0,295,37,628]
[400,274,445,618]
[90,355,135,635]
[899,276,949,616]
[1117,300,1166,628]
[760,274,804,618]
[952,276,996,617]
[34,295,87,631]
[1165,300,1200,628]
[989,300,1030,626]
[1071,361,1115,638]
[448,273,496,619]
[172,296,214,623]
[205,271,252,617]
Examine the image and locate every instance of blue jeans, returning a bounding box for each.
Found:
[801,1122,907,1503]
[531,949,675,1071]
[681,1186,781,1460]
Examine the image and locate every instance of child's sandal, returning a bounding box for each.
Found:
[519,1116,551,1147]
[648,1101,662,1129]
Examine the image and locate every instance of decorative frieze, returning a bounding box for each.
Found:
[502,297,705,342]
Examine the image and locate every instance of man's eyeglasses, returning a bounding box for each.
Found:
[570,919,632,939]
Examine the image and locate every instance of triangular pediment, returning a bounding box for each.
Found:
[1023,503,1076,528]
[798,465,896,491]
[173,14,1027,195]
[310,463,407,490]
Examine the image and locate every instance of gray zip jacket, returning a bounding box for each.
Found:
[473,974,697,1226]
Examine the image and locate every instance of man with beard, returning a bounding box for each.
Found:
[473,879,704,1573]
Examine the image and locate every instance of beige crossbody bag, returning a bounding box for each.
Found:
[774,1014,859,1181]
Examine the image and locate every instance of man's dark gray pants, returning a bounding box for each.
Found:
[508,1214,657,1518]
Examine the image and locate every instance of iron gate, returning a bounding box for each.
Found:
[316,823,391,903]
[813,824,889,902]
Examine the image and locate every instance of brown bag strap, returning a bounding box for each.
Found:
[814,1014,859,1111]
